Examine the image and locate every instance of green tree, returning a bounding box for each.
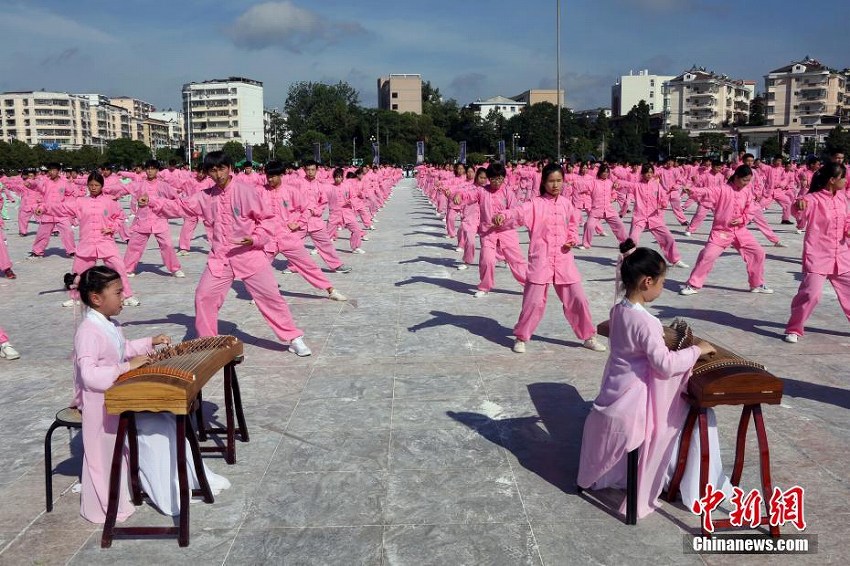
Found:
[221,141,246,163]
[696,132,729,156]
[761,135,782,159]
[251,144,270,164]
[748,95,767,126]
[824,125,850,156]
[0,140,36,169]
[284,81,361,161]
[103,138,152,168]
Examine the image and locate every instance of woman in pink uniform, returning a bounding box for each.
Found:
[570,164,628,249]
[453,167,486,271]
[784,163,850,343]
[680,165,774,296]
[494,163,607,353]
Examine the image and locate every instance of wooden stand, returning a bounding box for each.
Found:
[101,407,213,548]
[665,400,780,537]
[194,357,249,464]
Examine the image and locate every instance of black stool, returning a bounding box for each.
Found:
[45,407,82,512]
[577,448,639,525]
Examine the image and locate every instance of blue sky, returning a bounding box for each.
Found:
[0,0,846,113]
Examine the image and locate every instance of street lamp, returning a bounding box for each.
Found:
[512,133,520,159]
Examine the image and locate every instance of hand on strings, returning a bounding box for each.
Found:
[127,355,151,370]
[152,334,171,346]
[697,340,716,358]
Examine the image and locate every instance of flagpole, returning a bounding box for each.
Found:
[556,0,562,163]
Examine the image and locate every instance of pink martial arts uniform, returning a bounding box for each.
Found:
[503,193,595,343]
[658,166,688,225]
[685,170,725,234]
[685,181,767,290]
[452,181,481,266]
[39,194,135,299]
[618,179,683,264]
[327,179,365,251]
[176,175,212,252]
[443,175,465,238]
[578,299,726,519]
[747,166,781,245]
[461,182,527,293]
[785,188,850,336]
[289,176,344,271]
[123,178,182,275]
[148,177,304,342]
[572,177,628,248]
[31,176,76,256]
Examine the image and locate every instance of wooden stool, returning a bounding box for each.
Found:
[194,356,249,464]
[44,407,82,512]
[577,448,639,525]
[666,400,780,537]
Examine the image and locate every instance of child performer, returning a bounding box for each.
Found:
[66,266,228,523]
[784,163,850,343]
[577,240,731,519]
[680,165,774,296]
[139,151,312,356]
[453,167,486,271]
[570,164,628,250]
[36,172,139,307]
[616,164,688,268]
[493,163,607,353]
[28,162,77,258]
[455,162,527,297]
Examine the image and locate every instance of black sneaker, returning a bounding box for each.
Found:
[335,265,353,274]
[27,252,43,259]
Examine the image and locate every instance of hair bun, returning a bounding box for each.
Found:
[63,272,78,290]
[619,238,636,254]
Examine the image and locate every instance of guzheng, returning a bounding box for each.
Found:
[597,318,783,407]
[105,336,243,415]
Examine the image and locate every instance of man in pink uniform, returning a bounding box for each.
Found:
[29,163,76,258]
[141,151,311,356]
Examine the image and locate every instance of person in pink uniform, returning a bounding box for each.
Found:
[176,167,213,255]
[683,160,725,236]
[442,163,466,239]
[36,172,139,308]
[570,164,628,249]
[453,167,486,271]
[260,161,347,301]
[0,326,20,360]
[122,160,184,278]
[326,169,366,254]
[616,164,688,268]
[658,158,688,226]
[29,163,76,258]
[0,185,15,278]
[680,165,774,296]
[455,162,527,297]
[289,160,352,274]
[794,157,821,234]
[494,163,607,353]
[784,163,850,343]
[352,167,375,230]
[577,240,723,519]
[140,151,312,356]
[743,156,784,247]
[4,169,37,236]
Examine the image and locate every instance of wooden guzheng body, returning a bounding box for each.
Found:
[105,335,243,415]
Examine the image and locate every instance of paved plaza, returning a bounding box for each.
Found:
[0,177,847,564]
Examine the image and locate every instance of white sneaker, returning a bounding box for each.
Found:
[784,333,799,344]
[289,336,312,357]
[684,231,692,237]
[774,241,787,248]
[328,289,348,301]
[751,285,774,294]
[352,248,366,254]
[367,226,376,231]
[282,268,294,274]
[122,296,140,307]
[173,270,186,278]
[575,245,588,250]
[583,337,607,352]
[672,260,689,268]
[795,228,804,235]
[679,285,699,296]
[0,342,20,360]
[512,339,526,353]
[177,249,190,256]
[457,263,469,270]
[310,249,319,255]
[455,247,463,252]
[61,299,80,308]
[599,232,608,237]
[126,272,136,278]
[473,290,489,298]
[361,235,370,241]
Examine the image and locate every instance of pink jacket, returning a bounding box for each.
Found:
[33,176,74,222]
[617,179,669,228]
[127,178,179,234]
[290,177,331,232]
[462,183,521,236]
[40,194,124,258]
[573,178,619,216]
[700,182,755,233]
[795,189,850,275]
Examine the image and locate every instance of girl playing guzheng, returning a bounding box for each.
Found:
[67,266,229,524]
[577,239,733,519]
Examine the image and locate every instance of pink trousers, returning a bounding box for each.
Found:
[629,220,682,264]
[0,327,8,343]
[513,281,595,342]
[583,211,628,248]
[687,205,711,233]
[668,190,687,224]
[195,265,302,341]
[298,228,343,270]
[0,235,11,270]
[32,219,76,255]
[478,230,527,292]
[178,216,199,251]
[123,231,181,274]
[749,208,780,244]
[70,252,135,299]
[786,271,850,336]
[458,219,478,264]
[269,237,331,290]
[328,210,364,250]
[356,207,373,229]
[686,229,765,289]
[445,208,460,238]
[18,208,33,235]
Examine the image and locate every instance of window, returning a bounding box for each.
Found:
[649,91,654,98]
[649,103,654,111]
[510,106,516,112]
[650,79,655,87]
[391,92,398,99]
[392,104,398,110]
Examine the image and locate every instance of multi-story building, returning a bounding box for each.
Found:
[611,70,674,117]
[511,89,564,107]
[0,91,92,149]
[467,96,526,120]
[182,77,264,152]
[109,96,155,121]
[84,94,136,147]
[378,74,422,114]
[764,57,846,127]
[141,118,171,154]
[149,110,185,149]
[663,66,754,131]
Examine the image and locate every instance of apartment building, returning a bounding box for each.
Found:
[511,89,565,107]
[468,96,526,120]
[378,74,422,114]
[110,96,155,121]
[764,57,846,127]
[611,70,674,117]
[149,110,184,149]
[663,66,754,131]
[183,77,265,152]
[0,91,92,148]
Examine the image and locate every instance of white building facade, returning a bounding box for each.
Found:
[663,67,754,131]
[467,96,526,120]
[0,91,92,149]
[182,77,265,152]
[611,70,674,117]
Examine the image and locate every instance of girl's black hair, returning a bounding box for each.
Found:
[728,164,753,184]
[809,162,846,193]
[486,161,507,179]
[640,163,654,176]
[64,266,121,308]
[619,238,666,295]
[332,167,345,178]
[87,171,105,186]
[538,163,564,196]
[596,163,610,179]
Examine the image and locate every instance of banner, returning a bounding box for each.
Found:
[497,140,506,163]
[372,142,380,166]
[458,141,467,165]
[788,134,801,161]
[245,142,253,164]
[729,135,738,154]
[416,141,425,164]
[313,142,321,163]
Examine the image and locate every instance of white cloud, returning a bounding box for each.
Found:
[227,1,367,52]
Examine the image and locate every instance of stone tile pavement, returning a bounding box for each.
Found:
[0,178,846,564]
